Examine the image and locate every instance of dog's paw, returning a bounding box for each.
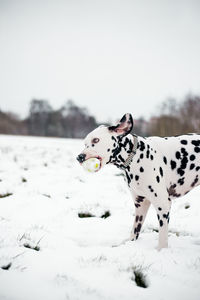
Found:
[156,244,168,251]
[129,232,137,241]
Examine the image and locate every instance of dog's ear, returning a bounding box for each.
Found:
[108,113,133,136]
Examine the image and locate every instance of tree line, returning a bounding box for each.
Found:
[0,95,199,138]
[0,100,98,138]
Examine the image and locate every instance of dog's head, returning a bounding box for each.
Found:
[76,113,134,171]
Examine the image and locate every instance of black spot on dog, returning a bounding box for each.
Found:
[178,177,185,185]
[136,223,142,233]
[118,155,125,163]
[167,184,181,198]
[190,163,195,170]
[180,156,188,169]
[159,220,163,227]
[157,214,160,220]
[190,154,195,161]
[159,167,163,177]
[154,193,157,197]
[175,151,181,159]
[139,141,145,151]
[135,175,139,181]
[158,207,162,211]
[196,166,200,171]
[111,136,117,141]
[177,168,185,176]
[136,196,145,203]
[156,176,160,183]
[163,213,168,219]
[170,160,176,170]
[140,167,144,172]
[148,185,154,192]
[181,147,188,156]
[136,215,139,222]
[191,175,199,187]
[140,153,144,159]
[163,156,167,164]
[180,140,187,145]
[139,215,143,222]
[194,147,200,153]
[191,140,200,146]
[107,148,110,152]
[150,155,154,160]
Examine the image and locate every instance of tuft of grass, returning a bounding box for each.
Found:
[78,212,95,218]
[23,243,40,251]
[1,262,12,270]
[78,211,111,219]
[42,194,51,198]
[101,211,111,219]
[0,193,13,198]
[131,267,148,288]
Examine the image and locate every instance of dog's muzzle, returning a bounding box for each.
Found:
[76,153,86,163]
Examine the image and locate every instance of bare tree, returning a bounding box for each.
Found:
[149,95,200,136]
[0,110,27,135]
[27,99,53,136]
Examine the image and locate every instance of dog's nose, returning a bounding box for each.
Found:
[76,153,86,163]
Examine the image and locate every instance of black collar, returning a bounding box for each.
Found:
[122,134,138,169]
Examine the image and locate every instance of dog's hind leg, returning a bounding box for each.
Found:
[130,197,151,241]
[153,196,172,250]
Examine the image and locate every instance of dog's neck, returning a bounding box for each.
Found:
[108,134,138,170]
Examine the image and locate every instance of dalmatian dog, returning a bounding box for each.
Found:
[77,114,200,250]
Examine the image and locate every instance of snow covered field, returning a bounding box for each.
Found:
[0,134,199,300]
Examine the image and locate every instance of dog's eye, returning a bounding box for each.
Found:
[92,138,99,144]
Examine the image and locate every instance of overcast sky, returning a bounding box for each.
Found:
[0,0,200,123]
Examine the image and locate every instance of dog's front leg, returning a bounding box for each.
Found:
[130,197,151,241]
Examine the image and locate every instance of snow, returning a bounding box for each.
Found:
[0,134,199,300]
